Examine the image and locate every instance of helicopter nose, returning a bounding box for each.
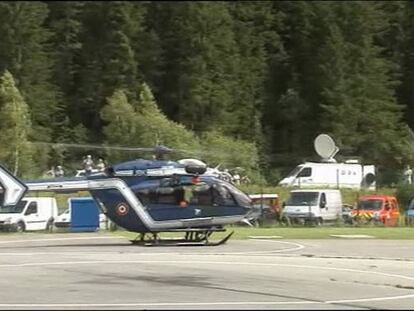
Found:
[244,203,261,218]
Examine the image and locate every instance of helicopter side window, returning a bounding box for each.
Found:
[136,185,186,206]
[212,184,237,206]
[135,188,150,205]
[189,184,213,206]
[155,187,178,205]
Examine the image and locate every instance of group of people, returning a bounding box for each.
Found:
[83,155,106,174]
[45,155,106,178]
[219,169,250,185]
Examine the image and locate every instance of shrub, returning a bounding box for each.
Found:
[395,184,414,212]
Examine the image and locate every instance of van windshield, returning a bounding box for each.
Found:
[409,198,414,210]
[358,199,382,210]
[0,200,27,213]
[286,192,319,206]
[286,166,303,178]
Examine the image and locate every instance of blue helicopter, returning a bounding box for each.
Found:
[0,144,256,246]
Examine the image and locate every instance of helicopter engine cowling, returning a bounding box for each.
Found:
[184,165,207,175]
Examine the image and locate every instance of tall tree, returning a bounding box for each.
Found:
[77,1,144,137]
[134,82,201,151]
[100,89,139,162]
[392,2,414,133]
[0,71,33,176]
[0,2,60,172]
[0,2,59,136]
[227,1,284,142]
[101,84,200,163]
[149,2,239,133]
[319,2,410,168]
[263,1,329,166]
[46,1,84,120]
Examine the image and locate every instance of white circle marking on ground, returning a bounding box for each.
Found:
[0,238,306,256]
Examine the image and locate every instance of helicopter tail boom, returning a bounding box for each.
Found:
[0,165,28,206]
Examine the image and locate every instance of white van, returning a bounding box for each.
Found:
[278,161,376,190]
[282,189,342,225]
[0,197,58,232]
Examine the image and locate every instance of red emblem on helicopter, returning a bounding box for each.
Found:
[116,203,129,216]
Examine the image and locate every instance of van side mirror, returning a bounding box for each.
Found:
[282,201,286,208]
[320,201,326,208]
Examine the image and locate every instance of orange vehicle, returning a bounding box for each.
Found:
[352,195,399,226]
[248,194,280,224]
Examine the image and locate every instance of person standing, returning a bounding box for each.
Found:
[404,165,413,185]
[83,155,94,175]
[96,158,106,171]
[233,173,241,185]
[54,165,64,177]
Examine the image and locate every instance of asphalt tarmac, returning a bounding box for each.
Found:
[0,232,413,310]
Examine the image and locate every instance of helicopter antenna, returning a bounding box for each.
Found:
[153,145,173,161]
[153,133,164,160]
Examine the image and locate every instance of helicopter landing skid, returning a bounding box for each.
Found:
[130,229,234,247]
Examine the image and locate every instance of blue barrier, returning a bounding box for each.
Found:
[69,197,99,232]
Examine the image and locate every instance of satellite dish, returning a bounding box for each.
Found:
[314,134,339,161]
[363,173,376,186]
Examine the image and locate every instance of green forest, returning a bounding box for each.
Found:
[1,1,414,185]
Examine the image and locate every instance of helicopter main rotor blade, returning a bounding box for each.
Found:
[27,141,260,166]
[28,142,161,153]
[27,141,220,156]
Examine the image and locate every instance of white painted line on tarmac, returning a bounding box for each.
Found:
[0,236,121,244]
[0,301,319,308]
[330,234,375,239]
[249,240,305,253]
[327,293,414,304]
[0,239,306,256]
[248,236,283,239]
[0,294,413,308]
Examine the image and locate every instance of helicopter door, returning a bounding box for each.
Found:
[184,184,216,217]
[136,185,195,221]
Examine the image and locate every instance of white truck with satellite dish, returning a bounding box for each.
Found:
[278,134,376,190]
